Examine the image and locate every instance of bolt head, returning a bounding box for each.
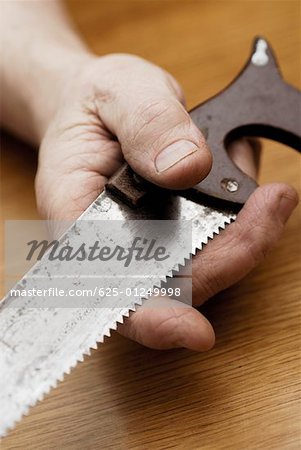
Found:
[221,178,239,193]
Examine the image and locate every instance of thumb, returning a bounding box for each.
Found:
[95,56,212,189]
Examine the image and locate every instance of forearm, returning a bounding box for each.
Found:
[0,0,91,145]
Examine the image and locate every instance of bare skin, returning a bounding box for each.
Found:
[0,1,298,351]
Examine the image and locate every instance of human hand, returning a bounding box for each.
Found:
[35,54,298,351]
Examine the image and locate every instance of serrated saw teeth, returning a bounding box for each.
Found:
[0,201,236,437]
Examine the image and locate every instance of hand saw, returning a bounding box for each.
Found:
[0,37,300,436]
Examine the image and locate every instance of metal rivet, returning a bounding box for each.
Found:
[221,178,239,193]
[251,39,269,67]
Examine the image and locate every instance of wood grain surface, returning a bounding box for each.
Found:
[1,1,300,449]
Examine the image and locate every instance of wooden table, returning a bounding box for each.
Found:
[1,1,300,448]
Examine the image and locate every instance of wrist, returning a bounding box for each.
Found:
[0,0,98,146]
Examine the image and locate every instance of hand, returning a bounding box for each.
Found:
[35,54,298,351]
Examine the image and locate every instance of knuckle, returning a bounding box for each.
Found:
[129,97,189,147]
[192,254,228,302]
[137,98,172,127]
[129,99,172,143]
[244,227,271,264]
[101,53,147,68]
[234,216,275,267]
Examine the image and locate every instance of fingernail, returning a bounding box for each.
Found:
[155,140,198,173]
[278,193,299,223]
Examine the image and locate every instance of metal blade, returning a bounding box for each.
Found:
[0,189,236,436]
[82,189,236,253]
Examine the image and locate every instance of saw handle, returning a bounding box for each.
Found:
[106,163,155,207]
[106,37,301,208]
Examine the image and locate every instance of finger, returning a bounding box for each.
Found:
[94,55,212,189]
[35,105,124,220]
[227,137,261,179]
[118,296,215,352]
[192,183,299,304]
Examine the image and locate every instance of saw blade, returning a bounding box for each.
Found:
[0,189,236,436]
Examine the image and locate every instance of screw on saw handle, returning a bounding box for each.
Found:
[106,37,301,208]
